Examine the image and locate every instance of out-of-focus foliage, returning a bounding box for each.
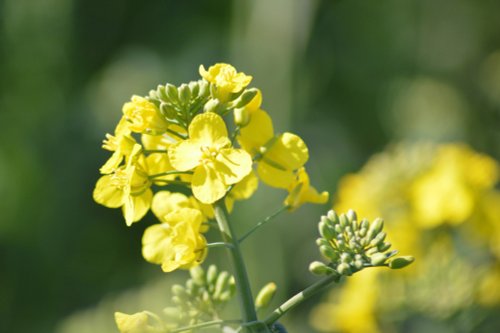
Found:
[311,143,500,333]
[1,0,499,332]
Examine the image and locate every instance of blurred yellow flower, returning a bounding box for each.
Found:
[114,311,163,333]
[199,63,252,101]
[123,95,169,134]
[142,208,207,272]
[100,117,136,174]
[168,112,252,204]
[284,167,328,210]
[93,144,153,226]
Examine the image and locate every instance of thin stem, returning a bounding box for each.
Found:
[149,170,193,179]
[214,201,259,326]
[166,128,188,140]
[171,319,242,333]
[264,274,340,326]
[206,242,234,249]
[144,149,168,154]
[239,206,288,243]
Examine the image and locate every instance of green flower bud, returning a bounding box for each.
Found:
[172,284,189,301]
[388,256,415,269]
[207,265,218,286]
[370,252,388,266]
[214,271,230,298]
[204,98,220,113]
[309,261,336,276]
[339,214,349,228]
[316,238,330,247]
[189,81,200,97]
[320,244,337,261]
[165,83,179,103]
[327,210,338,224]
[255,282,277,309]
[337,263,352,276]
[157,84,168,101]
[234,108,250,126]
[219,290,233,302]
[232,88,258,108]
[353,260,364,270]
[178,84,191,104]
[190,266,206,286]
[378,242,392,252]
[319,220,336,240]
[370,232,387,247]
[198,80,209,97]
[347,209,357,223]
[160,102,177,120]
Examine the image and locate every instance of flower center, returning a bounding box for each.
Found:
[200,145,219,163]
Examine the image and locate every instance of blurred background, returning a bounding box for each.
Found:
[1,0,500,332]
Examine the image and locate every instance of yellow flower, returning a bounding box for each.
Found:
[152,190,214,225]
[168,112,252,204]
[199,63,252,101]
[284,167,329,210]
[225,170,259,212]
[114,311,163,333]
[93,144,153,226]
[142,208,207,272]
[238,110,309,189]
[123,95,169,134]
[100,117,136,174]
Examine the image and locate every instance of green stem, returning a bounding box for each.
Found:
[239,206,288,243]
[214,201,259,329]
[166,128,188,140]
[264,274,340,326]
[148,170,193,179]
[206,242,234,249]
[170,319,242,333]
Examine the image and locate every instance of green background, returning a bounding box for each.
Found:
[1,0,499,332]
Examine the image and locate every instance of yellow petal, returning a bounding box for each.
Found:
[229,170,259,200]
[257,162,296,189]
[114,311,150,333]
[100,151,123,174]
[164,207,203,229]
[264,132,309,170]
[142,223,173,265]
[238,109,274,155]
[188,112,228,146]
[192,164,227,204]
[93,175,125,208]
[146,153,175,183]
[151,191,191,222]
[122,189,153,226]
[168,140,202,171]
[216,148,253,185]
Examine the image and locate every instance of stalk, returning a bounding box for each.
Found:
[214,201,268,332]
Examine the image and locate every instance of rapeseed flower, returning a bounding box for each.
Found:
[151,190,213,224]
[93,144,153,226]
[142,208,207,272]
[284,167,328,210]
[199,63,252,102]
[123,95,170,134]
[100,117,136,174]
[168,112,252,204]
[114,311,163,333]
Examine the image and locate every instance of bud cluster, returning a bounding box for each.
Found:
[310,209,414,277]
[163,265,236,326]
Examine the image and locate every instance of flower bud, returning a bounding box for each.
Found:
[327,210,338,224]
[255,282,277,309]
[160,102,177,119]
[190,266,206,286]
[319,220,336,240]
[189,80,200,96]
[204,98,220,113]
[214,271,230,298]
[234,108,250,126]
[337,263,352,276]
[207,265,218,286]
[233,88,258,108]
[339,214,349,228]
[370,252,388,266]
[309,261,336,276]
[370,232,387,247]
[166,83,179,103]
[178,83,191,104]
[347,209,357,223]
[320,244,337,261]
[388,256,415,269]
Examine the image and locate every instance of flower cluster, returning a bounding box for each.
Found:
[93,63,328,272]
[311,143,500,333]
[310,209,413,278]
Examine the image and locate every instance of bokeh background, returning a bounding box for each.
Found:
[1,0,500,332]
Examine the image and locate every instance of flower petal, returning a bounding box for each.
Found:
[168,140,202,171]
[257,162,296,189]
[264,132,309,170]
[122,189,152,226]
[151,191,191,222]
[188,112,228,145]
[93,175,125,208]
[238,109,274,156]
[216,148,253,185]
[192,164,227,204]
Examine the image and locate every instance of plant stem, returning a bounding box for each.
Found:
[171,319,241,333]
[264,274,340,326]
[206,242,234,249]
[148,170,193,179]
[214,201,260,330]
[239,206,288,243]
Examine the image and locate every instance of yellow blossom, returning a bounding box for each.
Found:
[168,112,252,204]
[123,95,169,134]
[93,144,153,226]
[284,167,328,210]
[114,311,163,333]
[151,190,214,225]
[199,63,252,100]
[100,117,136,174]
[225,170,259,212]
[142,208,207,272]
